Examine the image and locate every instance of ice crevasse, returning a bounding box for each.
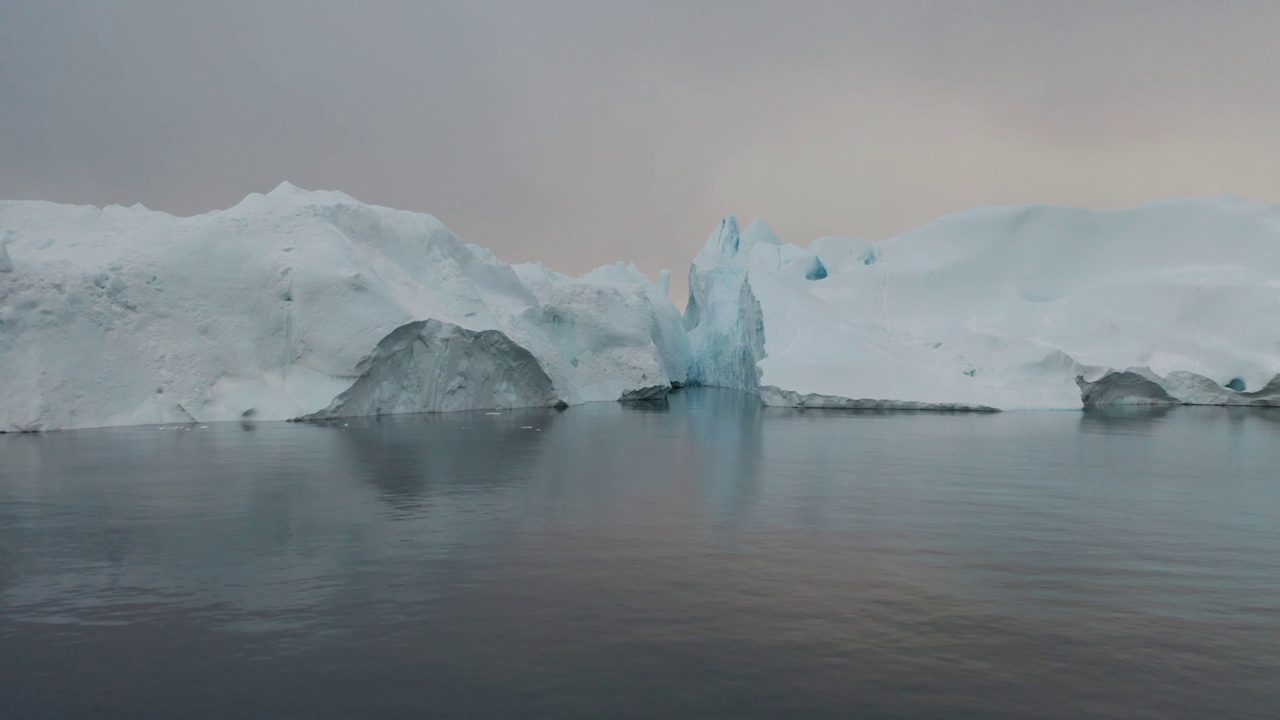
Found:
[684,198,1280,410]
[0,183,690,431]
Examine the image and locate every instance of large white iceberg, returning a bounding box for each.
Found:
[685,198,1280,410]
[0,183,689,431]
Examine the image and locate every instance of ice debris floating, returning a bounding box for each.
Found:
[685,198,1280,410]
[0,183,689,431]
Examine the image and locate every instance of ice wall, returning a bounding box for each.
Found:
[0,184,689,431]
[685,197,1280,410]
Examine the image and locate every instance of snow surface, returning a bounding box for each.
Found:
[685,198,1280,410]
[0,183,688,431]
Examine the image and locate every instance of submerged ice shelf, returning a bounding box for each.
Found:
[684,198,1280,410]
[0,184,689,431]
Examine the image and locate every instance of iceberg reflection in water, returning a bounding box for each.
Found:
[1,390,1278,718]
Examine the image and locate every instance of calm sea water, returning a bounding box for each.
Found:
[1,389,1278,719]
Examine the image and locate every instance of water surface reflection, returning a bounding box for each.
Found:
[1,391,1277,718]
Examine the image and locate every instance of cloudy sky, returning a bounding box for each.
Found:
[4,0,1279,300]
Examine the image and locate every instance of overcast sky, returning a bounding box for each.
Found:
[4,0,1279,300]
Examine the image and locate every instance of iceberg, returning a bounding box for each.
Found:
[0,183,689,431]
[302,319,564,420]
[685,198,1280,410]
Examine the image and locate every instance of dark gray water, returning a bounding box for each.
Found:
[1,389,1278,719]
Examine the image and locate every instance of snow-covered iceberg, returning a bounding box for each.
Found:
[0,183,689,431]
[685,198,1280,410]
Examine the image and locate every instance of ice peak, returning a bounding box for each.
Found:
[693,216,740,267]
[708,215,741,252]
[741,218,782,249]
[237,182,363,213]
[695,215,784,269]
[268,180,308,196]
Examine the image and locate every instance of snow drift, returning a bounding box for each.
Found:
[0,183,689,431]
[685,198,1280,410]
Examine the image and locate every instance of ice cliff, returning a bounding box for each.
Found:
[0,183,689,431]
[685,198,1280,410]
[7,184,1279,429]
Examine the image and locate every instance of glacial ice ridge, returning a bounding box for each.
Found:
[7,186,1280,429]
[0,184,690,431]
[685,198,1280,410]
